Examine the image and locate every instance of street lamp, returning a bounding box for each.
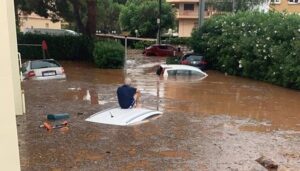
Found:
[135,29,138,37]
[157,0,162,44]
[168,28,172,42]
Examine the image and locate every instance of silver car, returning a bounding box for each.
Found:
[21,59,66,80]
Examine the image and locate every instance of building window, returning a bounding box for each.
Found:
[184,4,194,11]
[288,0,299,4]
[45,23,49,28]
[270,0,281,4]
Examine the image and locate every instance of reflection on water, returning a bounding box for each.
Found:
[61,54,300,132]
[162,71,300,131]
[65,88,110,105]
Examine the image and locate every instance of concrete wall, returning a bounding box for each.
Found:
[0,0,21,170]
[178,19,197,37]
[270,1,300,13]
[20,12,61,32]
[177,3,198,19]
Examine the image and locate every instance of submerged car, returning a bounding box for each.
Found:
[21,59,66,80]
[180,53,208,70]
[143,44,182,57]
[156,64,207,78]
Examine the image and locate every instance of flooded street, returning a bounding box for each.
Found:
[18,50,300,170]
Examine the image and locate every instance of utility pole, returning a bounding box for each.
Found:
[199,0,205,29]
[157,0,162,44]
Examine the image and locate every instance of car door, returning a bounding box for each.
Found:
[167,45,176,56]
[157,45,169,56]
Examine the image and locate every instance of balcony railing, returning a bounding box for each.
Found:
[176,10,217,19]
[177,10,198,18]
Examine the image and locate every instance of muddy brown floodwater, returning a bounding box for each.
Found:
[17,50,300,171]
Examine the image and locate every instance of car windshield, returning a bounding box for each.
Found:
[31,60,60,69]
[167,69,206,77]
[187,55,203,61]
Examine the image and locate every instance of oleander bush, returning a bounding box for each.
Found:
[93,41,125,68]
[166,56,181,64]
[190,11,300,89]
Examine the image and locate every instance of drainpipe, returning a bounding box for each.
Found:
[199,0,205,29]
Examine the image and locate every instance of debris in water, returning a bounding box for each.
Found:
[47,113,70,120]
[256,156,278,170]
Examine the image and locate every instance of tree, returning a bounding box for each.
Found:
[97,0,123,33]
[14,0,97,37]
[119,0,175,38]
[206,0,268,12]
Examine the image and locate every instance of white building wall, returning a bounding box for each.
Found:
[0,0,21,170]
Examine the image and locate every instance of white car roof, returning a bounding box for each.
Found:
[160,64,208,77]
[86,108,162,126]
[160,64,201,71]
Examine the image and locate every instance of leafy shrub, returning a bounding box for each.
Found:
[166,56,181,64]
[190,11,300,89]
[93,41,125,68]
[169,37,191,45]
[133,40,155,49]
[17,34,94,61]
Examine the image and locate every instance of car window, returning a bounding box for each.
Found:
[158,46,168,49]
[187,55,203,61]
[167,70,177,76]
[191,70,205,76]
[167,46,175,50]
[176,69,190,75]
[167,69,190,76]
[31,60,61,69]
[167,69,205,76]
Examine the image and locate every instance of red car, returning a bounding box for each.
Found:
[143,44,182,57]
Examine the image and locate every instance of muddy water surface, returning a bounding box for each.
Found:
[18,50,300,170]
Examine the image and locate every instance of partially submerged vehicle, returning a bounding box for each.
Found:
[143,44,182,57]
[156,64,208,79]
[21,59,66,80]
[86,108,162,126]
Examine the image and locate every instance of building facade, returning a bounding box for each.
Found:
[167,0,215,37]
[19,12,61,32]
[270,0,300,13]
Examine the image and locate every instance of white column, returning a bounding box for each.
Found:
[0,0,21,170]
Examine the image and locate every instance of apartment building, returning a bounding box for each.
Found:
[167,0,215,37]
[19,12,61,32]
[270,0,300,13]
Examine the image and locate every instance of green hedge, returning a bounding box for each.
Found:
[133,40,155,49]
[169,37,190,45]
[190,11,300,89]
[17,34,94,61]
[93,41,125,68]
